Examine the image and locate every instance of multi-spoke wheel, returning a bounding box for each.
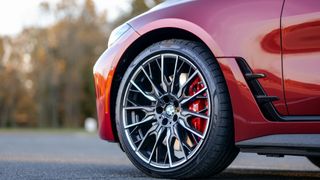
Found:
[116,39,239,178]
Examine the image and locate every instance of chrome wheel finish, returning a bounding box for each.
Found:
[122,53,212,168]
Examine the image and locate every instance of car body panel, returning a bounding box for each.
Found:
[281,0,320,115]
[129,0,287,115]
[93,0,320,143]
[93,28,139,141]
[219,57,320,141]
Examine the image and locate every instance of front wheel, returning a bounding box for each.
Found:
[116,39,239,178]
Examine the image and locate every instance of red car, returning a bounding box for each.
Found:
[93,0,320,178]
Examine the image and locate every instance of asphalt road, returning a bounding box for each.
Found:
[0,131,319,179]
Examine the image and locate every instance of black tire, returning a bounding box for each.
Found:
[308,156,320,168]
[115,39,239,178]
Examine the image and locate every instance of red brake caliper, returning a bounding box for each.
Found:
[188,77,208,133]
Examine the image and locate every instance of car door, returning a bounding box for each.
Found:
[282,0,320,115]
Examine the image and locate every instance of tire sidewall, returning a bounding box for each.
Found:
[115,40,228,177]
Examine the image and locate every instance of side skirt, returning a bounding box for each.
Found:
[236,134,320,157]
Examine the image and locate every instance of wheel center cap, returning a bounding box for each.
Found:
[165,105,175,116]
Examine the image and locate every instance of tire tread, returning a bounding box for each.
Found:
[116,39,239,179]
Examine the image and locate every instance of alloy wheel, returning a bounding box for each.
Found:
[121,53,214,168]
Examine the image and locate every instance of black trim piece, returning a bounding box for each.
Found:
[241,147,320,157]
[237,134,320,157]
[236,57,320,121]
[256,95,279,104]
[237,134,320,148]
[236,57,279,120]
[245,73,266,80]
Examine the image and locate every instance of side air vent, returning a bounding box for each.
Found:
[235,57,320,121]
[235,58,280,120]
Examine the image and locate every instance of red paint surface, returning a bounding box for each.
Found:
[93,28,139,141]
[93,0,320,142]
[282,0,320,115]
[129,0,287,115]
[261,29,281,54]
[283,21,320,54]
[262,21,320,54]
[219,57,320,141]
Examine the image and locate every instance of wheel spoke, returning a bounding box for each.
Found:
[187,66,192,78]
[198,107,208,114]
[177,70,199,97]
[170,55,179,93]
[129,126,138,135]
[178,118,204,139]
[148,63,153,79]
[182,142,192,152]
[123,106,154,113]
[166,129,173,167]
[155,57,161,70]
[161,54,166,92]
[173,126,188,160]
[189,131,199,144]
[180,87,207,105]
[129,89,140,93]
[127,99,138,106]
[125,114,156,129]
[141,67,162,96]
[180,110,209,120]
[163,152,168,165]
[136,124,158,152]
[148,127,165,163]
[130,80,156,102]
[177,61,185,73]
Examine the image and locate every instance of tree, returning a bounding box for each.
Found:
[0,0,162,128]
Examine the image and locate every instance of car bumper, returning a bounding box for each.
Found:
[93,27,139,142]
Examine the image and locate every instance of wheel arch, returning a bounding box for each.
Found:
[110,27,228,141]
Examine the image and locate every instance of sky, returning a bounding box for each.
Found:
[0,0,132,36]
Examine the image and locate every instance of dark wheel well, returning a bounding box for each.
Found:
[110,28,215,141]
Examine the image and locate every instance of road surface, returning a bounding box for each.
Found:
[0,131,319,179]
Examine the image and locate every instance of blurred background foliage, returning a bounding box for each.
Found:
[0,0,162,128]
